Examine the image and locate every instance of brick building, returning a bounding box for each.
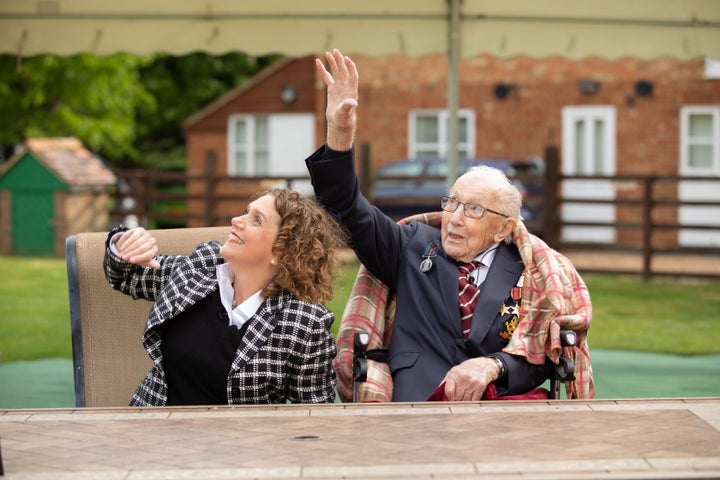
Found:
[184,54,720,247]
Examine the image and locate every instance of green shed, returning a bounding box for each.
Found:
[0,137,116,256]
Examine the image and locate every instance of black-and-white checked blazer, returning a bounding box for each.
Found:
[103,227,337,406]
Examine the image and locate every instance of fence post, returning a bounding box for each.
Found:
[204,151,217,226]
[641,177,653,281]
[543,144,560,248]
[130,172,147,228]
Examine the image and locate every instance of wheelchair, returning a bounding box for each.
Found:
[351,329,577,402]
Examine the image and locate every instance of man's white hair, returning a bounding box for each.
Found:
[462,165,523,221]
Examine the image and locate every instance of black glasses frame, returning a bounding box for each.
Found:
[440,196,509,219]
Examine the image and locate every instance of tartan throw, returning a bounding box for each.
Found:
[332,212,594,402]
[458,261,481,339]
[506,220,594,399]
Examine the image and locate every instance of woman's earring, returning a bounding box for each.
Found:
[271,259,276,265]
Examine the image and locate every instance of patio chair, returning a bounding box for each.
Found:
[65,226,230,407]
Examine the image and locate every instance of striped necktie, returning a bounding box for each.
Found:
[458,261,481,339]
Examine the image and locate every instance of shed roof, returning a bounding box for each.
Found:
[10,137,117,187]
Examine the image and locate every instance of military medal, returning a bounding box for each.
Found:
[511,273,524,302]
[420,243,438,273]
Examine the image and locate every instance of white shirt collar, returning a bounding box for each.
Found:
[470,242,501,286]
[473,243,500,268]
[217,263,263,329]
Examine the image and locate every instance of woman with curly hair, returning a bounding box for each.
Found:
[103,188,347,406]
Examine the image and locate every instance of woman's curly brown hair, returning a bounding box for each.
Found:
[258,188,348,304]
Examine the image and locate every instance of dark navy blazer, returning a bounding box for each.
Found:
[307,146,548,401]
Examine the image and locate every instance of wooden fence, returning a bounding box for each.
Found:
[540,146,720,280]
[110,148,720,280]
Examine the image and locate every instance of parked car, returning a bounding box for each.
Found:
[370,156,543,222]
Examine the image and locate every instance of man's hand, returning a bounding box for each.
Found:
[116,227,161,269]
[443,357,502,401]
[315,49,359,151]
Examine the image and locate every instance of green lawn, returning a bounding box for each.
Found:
[584,274,720,354]
[0,256,72,362]
[1,254,719,363]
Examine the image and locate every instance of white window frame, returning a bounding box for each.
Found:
[560,105,617,243]
[561,106,616,176]
[678,106,720,247]
[408,109,475,158]
[227,114,269,176]
[680,106,720,176]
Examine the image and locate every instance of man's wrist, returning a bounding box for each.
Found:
[327,130,354,152]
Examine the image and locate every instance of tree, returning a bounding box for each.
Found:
[135,52,280,169]
[0,54,154,164]
[0,52,281,168]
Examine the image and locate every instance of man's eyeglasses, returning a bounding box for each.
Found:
[440,196,509,220]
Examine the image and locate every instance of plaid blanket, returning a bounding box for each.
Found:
[333,213,594,402]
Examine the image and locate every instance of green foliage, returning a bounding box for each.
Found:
[135,52,280,154]
[0,53,155,161]
[0,52,282,168]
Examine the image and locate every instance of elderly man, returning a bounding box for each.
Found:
[305,49,593,402]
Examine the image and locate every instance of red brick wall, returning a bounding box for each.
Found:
[340,54,718,249]
[186,57,316,134]
[190,53,719,175]
[346,54,718,175]
[186,53,720,244]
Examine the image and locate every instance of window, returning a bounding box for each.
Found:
[408,110,475,158]
[560,106,617,243]
[561,106,616,176]
[678,106,720,247]
[227,115,269,176]
[680,106,720,175]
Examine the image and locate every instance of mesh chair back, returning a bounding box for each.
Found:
[66,227,230,407]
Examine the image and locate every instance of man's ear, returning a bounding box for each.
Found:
[495,218,517,243]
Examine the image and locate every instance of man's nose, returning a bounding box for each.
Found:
[450,206,465,223]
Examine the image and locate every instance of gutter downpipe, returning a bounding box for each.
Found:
[447,0,461,191]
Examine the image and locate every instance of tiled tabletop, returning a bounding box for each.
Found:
[2,398,719,479]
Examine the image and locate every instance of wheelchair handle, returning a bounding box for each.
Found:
[352,331,371,402]
[559,329,577,347]
[550,329,578,399]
